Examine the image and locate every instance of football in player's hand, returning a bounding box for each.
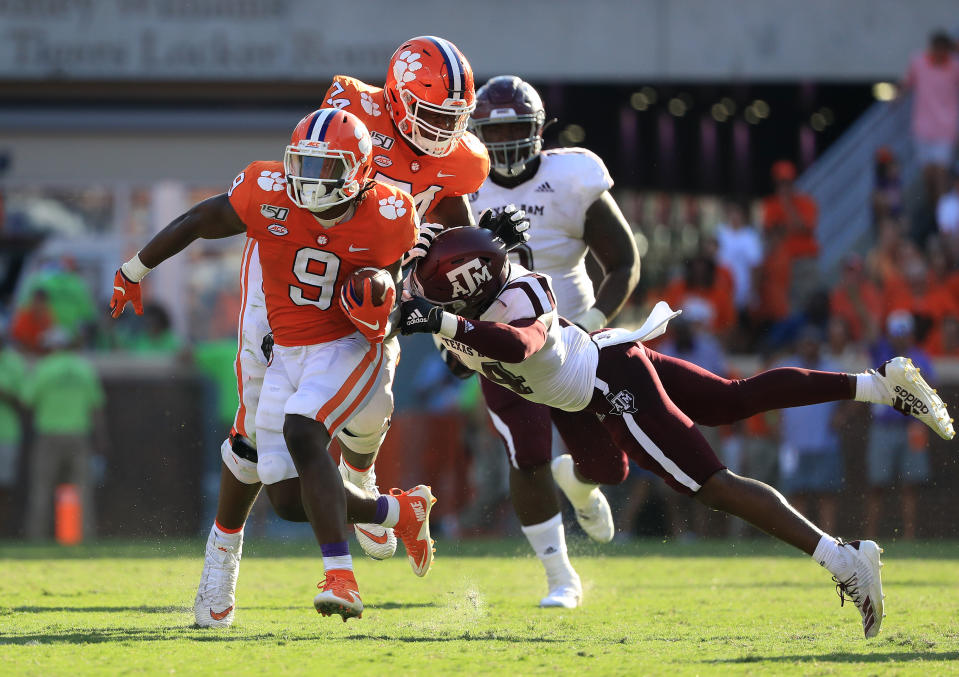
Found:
[347,267,394,306]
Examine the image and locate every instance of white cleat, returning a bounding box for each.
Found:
[339,459,397,560]
[194,527,242,628]
[834,540,885,639]
[539,572,583,609]
[875,356,955,440]
[551,454,615,543]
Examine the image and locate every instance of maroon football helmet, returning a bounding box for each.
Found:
[469,75,546,176]
[410,226,510,318]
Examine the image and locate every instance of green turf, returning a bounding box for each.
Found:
[2,538,959,676]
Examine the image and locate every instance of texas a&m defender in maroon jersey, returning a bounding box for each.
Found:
[401,226,957,639]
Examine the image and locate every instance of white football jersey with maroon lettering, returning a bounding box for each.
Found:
[468,148,613,320]
[439,264,598,412]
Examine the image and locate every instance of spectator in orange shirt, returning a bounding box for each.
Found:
[829,254,882,343]
[662,251,736,337]
[864,218,918,291]
[762,160,820,311]
[751,226,792,332]
[763,160,819,258]
[925,234,959,299]
[924,313,959,356]
[11,288,54,355]
[884,256,959,344]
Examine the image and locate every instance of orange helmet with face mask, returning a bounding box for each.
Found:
[284,108,374,212]
[383,36,476,158]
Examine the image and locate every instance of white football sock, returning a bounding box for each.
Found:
[211,521,243,552]
[812,534,853,579]
[322,555,353,572]
[379,495,401,528]
[854,372,886,404]
[339,456,374,484]
[522,513,577,581]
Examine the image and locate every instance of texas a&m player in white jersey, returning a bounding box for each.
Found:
[465,76,640,608]
[401,225,957,639]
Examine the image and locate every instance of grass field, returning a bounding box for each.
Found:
[3,538,959,676]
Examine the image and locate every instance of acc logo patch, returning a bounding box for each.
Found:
[267,223,288,236]
[316,233,329,246]
[373,155,393,168]
[260,204,289,221]
[371,131,395,150]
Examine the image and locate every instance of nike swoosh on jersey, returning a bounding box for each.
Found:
[355,526,390,544]
[437,171,455,178]
[209,605,234,621]
[348,245,370,252]
[113,286,125,293]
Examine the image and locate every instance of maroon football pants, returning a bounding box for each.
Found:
[481,344,854,492]
[481,376,629,485]
[587,343,854,494]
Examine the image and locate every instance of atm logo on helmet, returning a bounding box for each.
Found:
[447,258,492,298]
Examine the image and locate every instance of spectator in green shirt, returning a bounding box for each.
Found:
[117,303,182,355]
[17,257,97,343]
[0,325,28,534]
[23,328,106,541]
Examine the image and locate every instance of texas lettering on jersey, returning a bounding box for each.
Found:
[322,75,489,219]
[228,160,417,347]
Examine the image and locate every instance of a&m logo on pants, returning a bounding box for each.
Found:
[606,389,638,415]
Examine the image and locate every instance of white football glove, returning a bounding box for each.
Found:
[402,222,445,267]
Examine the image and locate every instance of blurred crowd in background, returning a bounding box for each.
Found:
[1,30,958,545]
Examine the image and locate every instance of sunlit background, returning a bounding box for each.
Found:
[1,0,958,544]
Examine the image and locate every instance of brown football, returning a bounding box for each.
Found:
[347,267,393,306]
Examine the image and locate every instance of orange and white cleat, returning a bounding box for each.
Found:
[314,569,363,622]
[390,485,437,577]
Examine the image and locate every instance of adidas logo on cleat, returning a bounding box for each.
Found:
[412,503,426,521]
[892,385,929,416]
[534,182,554,193]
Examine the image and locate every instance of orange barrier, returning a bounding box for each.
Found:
[55,484,82,545]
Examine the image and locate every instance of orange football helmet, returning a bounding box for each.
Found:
[384,36,476,158]
[284,108,374,212]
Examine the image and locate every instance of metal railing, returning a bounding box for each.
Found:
[796,94,915,280]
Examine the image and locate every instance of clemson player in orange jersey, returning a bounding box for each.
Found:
[117,35,521,629]
[319,36,494,563]
[110,108,440,622]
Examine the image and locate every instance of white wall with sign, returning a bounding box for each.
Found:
[0,0,955,82]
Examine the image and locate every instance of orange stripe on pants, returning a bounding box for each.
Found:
[232,238,255,438]
[315,342,380,429]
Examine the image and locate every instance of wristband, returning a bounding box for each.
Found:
[573,307,607,333]
[438,312,459,338]
[120,253,153,283]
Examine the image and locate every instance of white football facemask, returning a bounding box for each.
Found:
[283,142,360,212]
